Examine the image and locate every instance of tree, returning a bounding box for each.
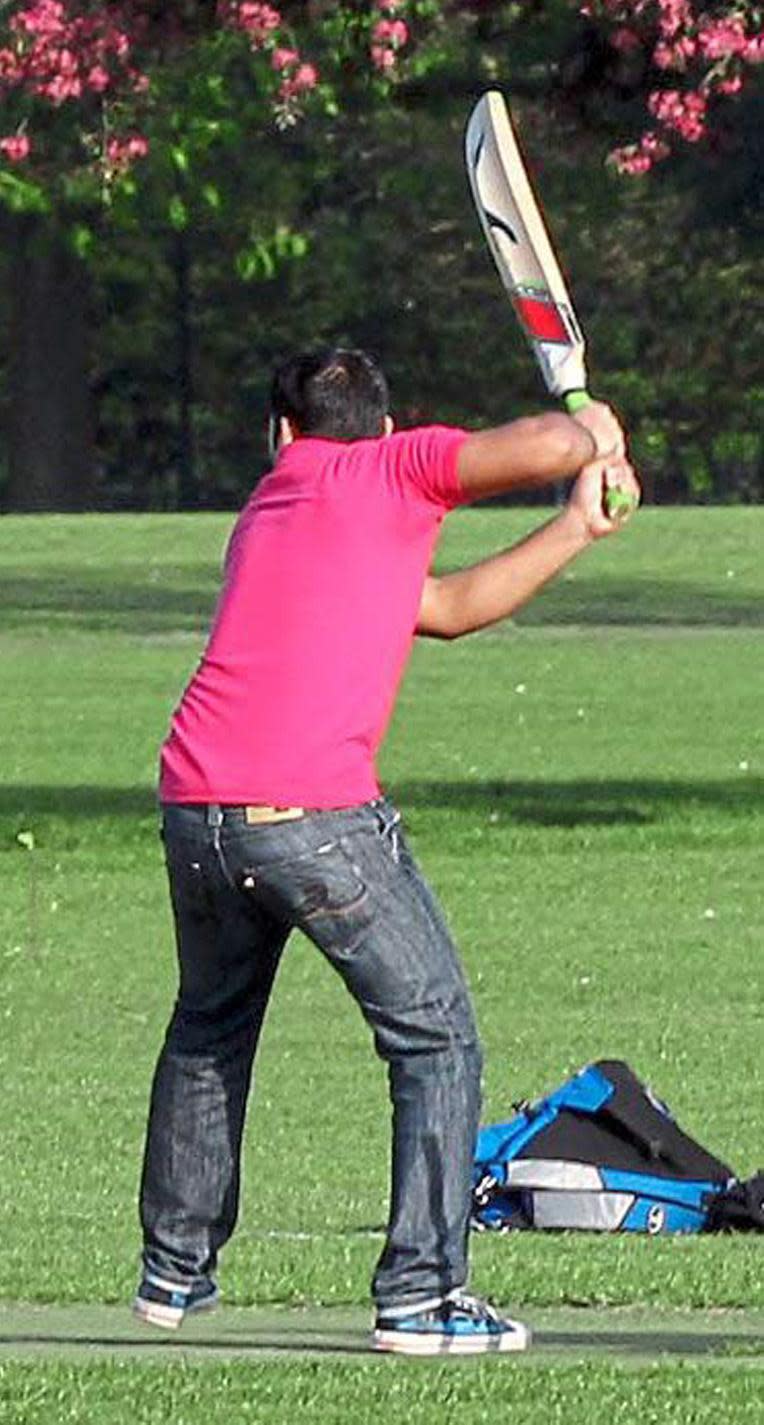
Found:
[0,2,760,508]
[0,0,428,508]
[573,1,763,172]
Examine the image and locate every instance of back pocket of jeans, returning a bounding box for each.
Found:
[265,841,372,950]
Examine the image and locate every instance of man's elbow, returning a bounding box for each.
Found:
[416,584,465,640]
[529,413,589,475]
[419,621,462,641]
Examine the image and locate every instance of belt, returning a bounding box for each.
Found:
[204,804,305,827]
[242,804,305,825]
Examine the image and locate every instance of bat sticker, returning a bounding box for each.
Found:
[513,294,571,344]
[486,212,519,245]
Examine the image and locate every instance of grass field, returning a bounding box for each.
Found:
[0,507,762,1422]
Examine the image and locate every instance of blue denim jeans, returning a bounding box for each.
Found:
[139,798,483,1311]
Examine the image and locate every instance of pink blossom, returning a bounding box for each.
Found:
[12,3,66,40]
[611,27,641,53]
[372,18,408,48]
[278,62,318,100]
[716,74,743,95]
[0,46,22,81]
[640,130,670,159]
[610,127,671,176]
[653,33,696,70]
[653,41,674,69]
[743,36,764,62]
[649,85,707,141]
[221,1,282,46]
[697,18,748,61]
[271,47,299,71]
[107,133,150,170]
[40,72,83,103]
[617,152,653,174]
[1,2,149,110]
[86,64,110,93]
[371,43,396,72]
[0,133,32,162]
[656,0,693,41]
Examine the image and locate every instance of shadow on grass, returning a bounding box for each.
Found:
[513,577,763,629]
[1,1327,761,1361]
[0,778,761,835]
[392,779,763,828]
[1,573,762,634]
[0,1332,373,1359]
[0,573,218,635]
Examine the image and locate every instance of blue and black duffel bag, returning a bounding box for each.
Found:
[472,1059,764,1235]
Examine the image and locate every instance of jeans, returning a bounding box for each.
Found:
[139,798,483,1310]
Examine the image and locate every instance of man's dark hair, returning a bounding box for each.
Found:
[269,347,390,443]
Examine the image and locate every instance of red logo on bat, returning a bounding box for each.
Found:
[513,295,570,345]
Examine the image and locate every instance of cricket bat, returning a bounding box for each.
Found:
[465,90,634,517]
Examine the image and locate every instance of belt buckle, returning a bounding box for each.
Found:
[244,805,305,826]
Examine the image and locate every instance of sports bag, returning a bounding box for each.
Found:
[472,1059,764,1234]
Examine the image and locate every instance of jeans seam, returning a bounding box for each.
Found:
[211,823,238,892]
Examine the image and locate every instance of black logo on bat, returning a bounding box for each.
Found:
[471,132,519,244]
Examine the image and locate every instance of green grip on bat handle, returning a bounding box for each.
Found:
[564,389,591,415]
[563,389,635,521]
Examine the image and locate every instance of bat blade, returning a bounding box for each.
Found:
[465,91,588,403]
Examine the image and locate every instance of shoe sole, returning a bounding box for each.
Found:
[373,1326,531,1355]
[132,1291,219,1332]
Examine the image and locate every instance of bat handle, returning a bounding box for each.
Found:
[563,388,636,522]
[563,389,591,414]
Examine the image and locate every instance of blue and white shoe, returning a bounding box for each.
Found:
[373,1288,531,1355]
[133,1270,220,1331]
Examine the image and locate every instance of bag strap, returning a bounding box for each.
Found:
[706,1172,764,1231]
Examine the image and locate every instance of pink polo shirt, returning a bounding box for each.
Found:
[159,425,470,808]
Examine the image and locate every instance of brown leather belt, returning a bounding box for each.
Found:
[244,805,305,825]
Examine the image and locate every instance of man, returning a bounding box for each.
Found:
[134,346,638,1353]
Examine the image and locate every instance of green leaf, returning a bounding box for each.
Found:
[168,195,188,231]
[0,170,50,216]
[69,224,95,259]
[235,248,260,282]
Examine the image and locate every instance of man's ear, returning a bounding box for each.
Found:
[268,415,297,458]
[383,414,394,437]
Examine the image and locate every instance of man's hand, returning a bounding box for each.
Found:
[562,456,641,542]
[570,401,626,462]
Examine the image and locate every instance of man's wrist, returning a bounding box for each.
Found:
[571,417,599,465]
[554,503,595,550]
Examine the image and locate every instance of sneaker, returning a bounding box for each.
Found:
[133,1271,220,1331]
[373,1289,531,1355]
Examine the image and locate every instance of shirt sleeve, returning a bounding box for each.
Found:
[387,425,472,510]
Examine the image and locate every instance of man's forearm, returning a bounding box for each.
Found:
[456,403,623,501]
[417,509,591,639]
[456,415,595,500]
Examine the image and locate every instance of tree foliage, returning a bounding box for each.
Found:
[0,2,761,208]
[0,3,760,509]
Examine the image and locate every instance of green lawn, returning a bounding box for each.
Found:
[0,507,762,1422]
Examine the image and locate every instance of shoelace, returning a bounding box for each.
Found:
[445,1291,501,1323]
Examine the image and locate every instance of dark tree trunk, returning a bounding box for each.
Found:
[5,216,96,512]
[173,226,198,509]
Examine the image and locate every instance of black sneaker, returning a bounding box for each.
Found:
[373,1288,531,1355]
[133,1271,219,1330]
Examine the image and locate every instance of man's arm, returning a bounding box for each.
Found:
[456,402,625,500]
[417,456,639,640]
